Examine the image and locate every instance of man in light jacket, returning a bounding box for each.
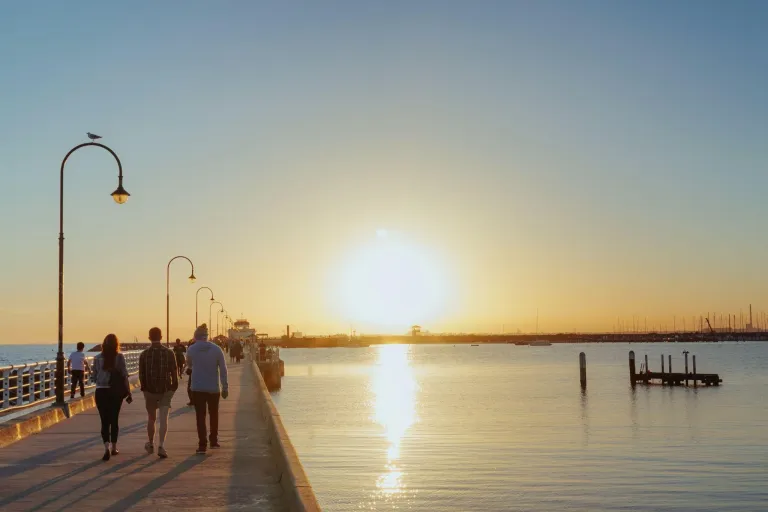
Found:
[186,324,228,454]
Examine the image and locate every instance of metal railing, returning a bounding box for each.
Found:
[0,351,141,412]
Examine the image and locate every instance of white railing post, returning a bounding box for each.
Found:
[30,365,37,404]
[1,369,8,409]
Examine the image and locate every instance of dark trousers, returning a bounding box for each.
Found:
[95,388,123,443]
[192,391,220,447]
[70,370,85,398]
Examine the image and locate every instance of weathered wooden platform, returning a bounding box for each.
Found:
[0,363,287,511]
[635,371,723,386]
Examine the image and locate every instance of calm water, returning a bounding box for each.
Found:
[0,344,80,366]
[272,343,768,511]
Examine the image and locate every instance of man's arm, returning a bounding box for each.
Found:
[168,351,178,390]
[218,347,229,395]
[67,358,71,371]
[138,351,146,391]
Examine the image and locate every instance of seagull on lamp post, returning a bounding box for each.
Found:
[87,132,102,141]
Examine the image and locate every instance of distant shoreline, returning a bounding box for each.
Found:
[273,331,768,348]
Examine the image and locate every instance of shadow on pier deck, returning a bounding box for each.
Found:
[0,363,290,511]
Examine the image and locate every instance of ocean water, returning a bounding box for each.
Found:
[272,343,768,512]
[0,344,80,366]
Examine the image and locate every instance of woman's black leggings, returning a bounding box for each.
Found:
[95,388,123,443]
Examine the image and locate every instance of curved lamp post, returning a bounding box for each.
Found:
[167,256,195,346]
[217,309,225,338]
[224,314,232,337]
[56,141,129,405]
[209,301,223,340]
[195,286,214,328]
[222,311,230,338]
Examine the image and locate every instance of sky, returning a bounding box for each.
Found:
[2,1,768,343]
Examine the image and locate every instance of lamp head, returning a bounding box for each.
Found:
[111,184,130,204]
[189,273,196,283]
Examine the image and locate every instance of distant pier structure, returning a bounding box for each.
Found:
[629,350,722,387]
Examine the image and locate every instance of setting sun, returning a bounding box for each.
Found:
[333,232,450,332]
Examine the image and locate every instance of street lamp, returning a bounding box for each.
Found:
[209,301,223,340]
[222,311,230,338]
[195,286,214,327]
[167,256,195,347]
[56,140,129,405]
[224,314,232,337]
[217,309,225,338]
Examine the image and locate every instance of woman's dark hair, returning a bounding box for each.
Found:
[102,334,120,370]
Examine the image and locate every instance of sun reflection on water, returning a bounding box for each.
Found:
[371,344,417,499]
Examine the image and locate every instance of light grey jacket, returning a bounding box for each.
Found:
[92,353,128,389]
[187,341,228,393]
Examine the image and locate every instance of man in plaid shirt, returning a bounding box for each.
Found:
[139,327,178,458]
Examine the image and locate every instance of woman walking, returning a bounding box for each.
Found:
[93,334,133,461]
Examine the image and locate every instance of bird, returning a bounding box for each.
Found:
[87,132,102,141]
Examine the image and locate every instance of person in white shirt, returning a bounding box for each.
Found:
[67,342,91,399]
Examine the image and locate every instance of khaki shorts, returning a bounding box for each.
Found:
[143,390,175,410]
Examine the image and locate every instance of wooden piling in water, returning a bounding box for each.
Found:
[693,355,697,387]
[629,351,636,386]
[644,354,649,383]
[684,351,689,386]
[579,352,587,389]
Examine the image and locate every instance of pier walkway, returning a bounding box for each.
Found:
[0,363,287,511]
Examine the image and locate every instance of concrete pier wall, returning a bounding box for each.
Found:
[252,360,321,512]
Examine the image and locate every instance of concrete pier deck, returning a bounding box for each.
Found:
[0,363,287,511]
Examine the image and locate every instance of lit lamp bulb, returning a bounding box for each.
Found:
[111,184,130,204]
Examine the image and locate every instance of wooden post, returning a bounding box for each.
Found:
[693,355,697,387]
[629,351,636,386]
[579,352,587,389]
[644,354,649,383]
[684,351,689,386]
[661,354,665,373]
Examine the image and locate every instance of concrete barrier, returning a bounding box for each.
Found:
[251,360,321,512]
[0,376,141,449]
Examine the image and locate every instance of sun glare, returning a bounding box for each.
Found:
[335,232,449,331]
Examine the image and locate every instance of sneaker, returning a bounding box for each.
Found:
[102,449,110,461]
[210,441,221,449]
[145,442,154,454]
[158,446,168,459]
[196,445,207,455]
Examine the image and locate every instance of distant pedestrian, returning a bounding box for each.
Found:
[186,339,196,406]
[173,338,187,379]
[186,324,229,454]
[234,340,243,363]
[93,334,132,461]
[67,342,90,399]
[139,327,178,459]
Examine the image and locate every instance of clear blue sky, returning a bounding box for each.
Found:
[2,2,768,343]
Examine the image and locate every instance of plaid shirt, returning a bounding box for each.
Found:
[139,344,178,394]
